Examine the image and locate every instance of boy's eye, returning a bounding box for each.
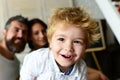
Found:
[57,38,64,41]
[74,40,84,45]
[74,41,80,43]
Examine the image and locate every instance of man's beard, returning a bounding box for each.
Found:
[5,37,26,53]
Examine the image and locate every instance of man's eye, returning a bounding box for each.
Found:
[14,28,19,32]
[23,30,28,35]
[58,38,64,41]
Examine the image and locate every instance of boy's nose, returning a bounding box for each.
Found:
[64,42,73,52]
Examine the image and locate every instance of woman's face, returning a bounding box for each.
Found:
[30,23,48,49]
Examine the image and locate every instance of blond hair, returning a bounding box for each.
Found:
[47,7,100,47]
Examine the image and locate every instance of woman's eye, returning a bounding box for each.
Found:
[34,31,39,35]
[58,38,64,41]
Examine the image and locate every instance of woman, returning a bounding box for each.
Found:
[28,18,48,51]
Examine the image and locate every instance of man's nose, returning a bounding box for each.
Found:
[17,30,23,38]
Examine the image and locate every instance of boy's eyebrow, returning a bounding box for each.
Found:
[55,34,85,40]
[54,34,67,38]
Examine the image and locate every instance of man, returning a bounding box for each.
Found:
[0,15,28,80]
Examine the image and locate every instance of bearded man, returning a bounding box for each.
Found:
[0,15,28,80]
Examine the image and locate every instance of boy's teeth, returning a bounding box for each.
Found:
[62,55,71,58]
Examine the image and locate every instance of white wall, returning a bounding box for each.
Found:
[0,0,9,39]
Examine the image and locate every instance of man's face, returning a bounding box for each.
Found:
[5,20,28,53]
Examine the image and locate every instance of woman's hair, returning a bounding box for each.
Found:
[28,18,48,50]
[47,7,100,47]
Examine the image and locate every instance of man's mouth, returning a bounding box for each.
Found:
[14,39,22,44]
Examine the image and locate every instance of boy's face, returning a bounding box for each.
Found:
[50,23,87,69]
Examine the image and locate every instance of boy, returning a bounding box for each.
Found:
[20,7,100,80]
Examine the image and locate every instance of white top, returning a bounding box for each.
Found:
[0,54,20,80]
[20,48,87,80]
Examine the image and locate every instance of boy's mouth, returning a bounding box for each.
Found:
[61,54,73,60]
[62,55,71,58]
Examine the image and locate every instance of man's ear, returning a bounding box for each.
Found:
[2,29,7,38]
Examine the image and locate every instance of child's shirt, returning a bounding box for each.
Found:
[20,48,87,80]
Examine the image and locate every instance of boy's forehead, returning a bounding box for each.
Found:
[49,22,87,39]
[54,23,86,35]
[54,22,80,30]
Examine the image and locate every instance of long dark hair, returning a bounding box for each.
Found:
[28,18,48,51]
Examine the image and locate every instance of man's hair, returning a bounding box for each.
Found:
[5,15,28,30]
[47,7,100,47]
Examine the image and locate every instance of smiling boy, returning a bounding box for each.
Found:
[20,7,100,80]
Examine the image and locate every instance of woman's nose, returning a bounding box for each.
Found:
[39,32,44,38]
